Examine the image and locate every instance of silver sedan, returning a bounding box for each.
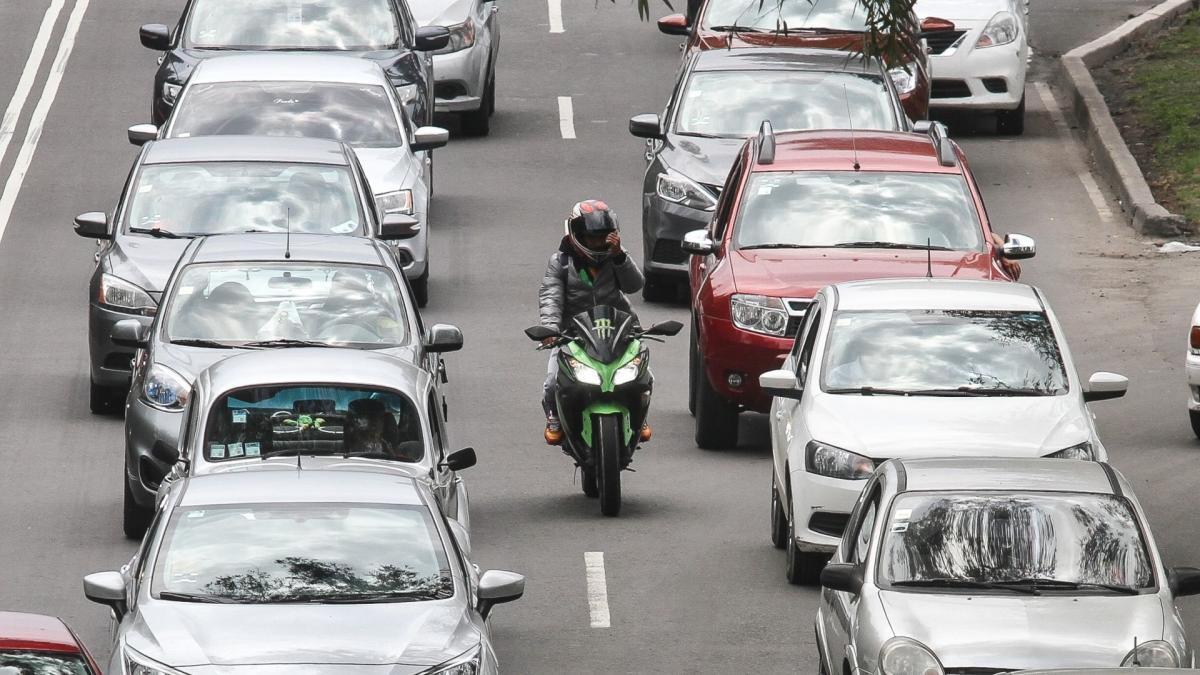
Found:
[411,0,500,136]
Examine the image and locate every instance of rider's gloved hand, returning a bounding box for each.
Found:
[605,231,622,254]
[541,337,558,347]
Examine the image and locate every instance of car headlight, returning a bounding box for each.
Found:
[161,82,181,105]
[806,440,875,480]
[376,189,414,215]
[99,273,157,315]
[424,646,482,674]
[124,645,189,675]
[436,19,476,54]
[1121,640,1179,667]
[976,11,1019,48]
[656,169,717,212]
[730,294,788,337]
[612,356,643,386]
[566,356,602,386]
[880,638,944,675]
[143,363,189,411]
[1046,441,1095,461]
[395,83,420,107]
[888,62,919,95]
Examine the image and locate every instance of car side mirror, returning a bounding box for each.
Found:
[74,212,110,239]
[477,569,525,618]
[139,23,171,51]
[917,16,956,39]
[1001,232,1036,260]
[128,123,159,146]
[111,319,150,350]
[681,229,715,256]
[819,562,862,594]
[83,571,128,614]
[524,325,560,342]
[1083,371,1128,402]
[443,447,477,472]
[1170,567,1200,597]
[425,324,464,353]
[643,320,683,337]
[629,113,664,140]
[379,213,421,240]
[656,13,690,36]
[760,369,803,400]
[411,126,449,152]
[414,25,451,51]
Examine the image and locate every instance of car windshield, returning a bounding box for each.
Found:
[0,651,89,675]
[165,263,407,348]
[702,0,868,32]
[881,492,1154,591]
[185,0,399,50]
[125,162,364,237]
[153,503,452,603]
[202,384,425,462]
[675,71,895,138]
[734,172,984,250]
[823,310,1068,395]
[170,82,404,148]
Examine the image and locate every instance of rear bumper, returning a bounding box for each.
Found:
[699,315,791,412]
[642,194,712,278]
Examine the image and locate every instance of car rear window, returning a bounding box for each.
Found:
[0,650,91,675]
[703,0,869,32]
[186,0,400,50]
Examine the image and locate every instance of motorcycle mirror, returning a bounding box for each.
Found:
[643,320,683,337]
[524,326,559,341]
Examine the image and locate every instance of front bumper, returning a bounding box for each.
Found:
[89,304,152,388]
[928,26,1027,111]
[642,194,713,277]
[125,396,184,508]
[1187,352,1200,412]
[699,315,791,412]
[432,43,488,113]
[789,466,865,552]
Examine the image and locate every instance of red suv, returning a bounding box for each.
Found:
[0,611,102,673]
[684,121,1035,448]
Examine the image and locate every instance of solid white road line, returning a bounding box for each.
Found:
[548,0,565,33]
[0,0,91,245]
[558,96,576,139]
[584,551,611,628]
[1034,81,1115,222]
[0,0,68,173]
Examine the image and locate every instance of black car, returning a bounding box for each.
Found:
[628,48,910,301]
[139,0,450,127]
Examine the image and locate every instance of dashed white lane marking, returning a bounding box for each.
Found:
[1034,81,1115,222]
[548,0,564,33]
[558,96,576,140]
[0,0,92,245]
[584,552,611,628]
[0,0,68,181]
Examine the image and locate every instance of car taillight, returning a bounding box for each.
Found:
[1191,325,1200,352]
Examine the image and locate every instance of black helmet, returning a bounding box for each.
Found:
[565,200,619,264]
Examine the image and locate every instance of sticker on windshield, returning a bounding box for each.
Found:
[229,442,244,458]
[892,508,912,533]
[245,442,261,457]
[331,221,357,234]
[209,443,226,459]
[232,409,247,424]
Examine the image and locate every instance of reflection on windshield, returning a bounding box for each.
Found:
[882,492,1153,590]
[155,505,451,603]
[703,0,867,32]
[125,163,363,237]
[823,310,1068,394]
[734,172,983,250]
[186,0,398,50]
[676,71,894,137]
[0,651,89,675]
[202,384,425,461]
[166,264,406,347]
[171,83,403,148]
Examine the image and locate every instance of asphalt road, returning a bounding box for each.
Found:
[0,0,1197,672]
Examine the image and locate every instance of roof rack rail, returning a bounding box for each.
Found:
[913,119,957,167]
[756,120,775,165]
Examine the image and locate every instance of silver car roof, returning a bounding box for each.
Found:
[177,469,425,507]
[692,47,881,74]
[191,53,390,87]
[142,136,352,166]
[195,348,430,398]
[188,233,388,265]
[891,457,1117,495]
[831,278,1044,312]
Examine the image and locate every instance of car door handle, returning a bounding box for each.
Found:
[774,409,785,421]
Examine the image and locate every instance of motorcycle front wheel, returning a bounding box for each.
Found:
[594,415,623,517]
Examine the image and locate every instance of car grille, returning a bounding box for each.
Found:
[808,512,850,538]
[925,30,966,54]
[652,238,688,265]
[783,298,812,338]
[932,79,972,99]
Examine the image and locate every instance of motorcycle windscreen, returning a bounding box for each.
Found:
[569,305,635,363]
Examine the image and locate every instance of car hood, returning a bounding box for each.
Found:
[155,342,422,382]
[353,147,419,201]
[661,135,746,188]
[915,0,1011,21]
[126,600,478,668]
[808,392,1089,458]
[879,591,1162,670]
[729,248,999,298]
[106,237,192,296]
[411,0,472,26]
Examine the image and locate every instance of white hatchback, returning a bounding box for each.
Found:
[761,278,1129,583]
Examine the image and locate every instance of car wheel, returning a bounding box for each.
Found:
[123,477,152,540]
[413,271,430,308]
[688,318,698,416]
[785,495,825,585]
[770,471,788,550]
[996,95,1026,136]
[642,271,674,303]
[90,377,124,416]
[694,350,739,449]
[460,73,493,137]
[1191,410,1200,439]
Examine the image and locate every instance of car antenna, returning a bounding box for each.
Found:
[1131,637,1140,666]
[284,207,292,259]
[842,85,860,171]
[297,449,303,470]
[925,238,933,278]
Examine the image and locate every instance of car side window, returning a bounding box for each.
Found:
[788,301,820,370]
[711,152,744,240]
[845,484,881,566]
[394,0,416,46]
[796,307,823,385]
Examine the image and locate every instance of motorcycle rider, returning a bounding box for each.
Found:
[538,200,645,444]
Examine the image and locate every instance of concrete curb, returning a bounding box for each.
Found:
[1058,0,1198,236]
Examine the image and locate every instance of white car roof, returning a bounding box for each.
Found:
[191,53,389,87]
[178,469,426,507]
[894,458,1118,495]
[831,278,1043,312]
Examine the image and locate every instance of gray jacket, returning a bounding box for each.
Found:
[538,250,645,331]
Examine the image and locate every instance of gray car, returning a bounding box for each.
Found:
[628,47,909,300]
[815,457,1200,674]
[75,135,415,414]
[411,0,500,136]
[117,234,463,539]
[84,469,524,674]
[131,53,448,306]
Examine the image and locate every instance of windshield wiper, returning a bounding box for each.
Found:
[740,243,821,250]
[241,338,332,348]
[157,591,238,603]
[278,590,443,604]
[128,227,187,239]
[951,386,1053,397]
[892,578,1040,595]
[833,241,953,251]
[169,338,237,349]
[825,387,981,397]
[1004,578,1141,595]
[709,24,768,32]
[781,26,863,34]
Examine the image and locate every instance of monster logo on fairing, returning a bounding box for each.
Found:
[593,318,614,340]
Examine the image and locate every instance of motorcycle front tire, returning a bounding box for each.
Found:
[594,416,623,517]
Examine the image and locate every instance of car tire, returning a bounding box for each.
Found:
[785,497,825,585]
[123,477,152,541]
[1191,410,1200,439]
[688,319,699,416]
[694,350,739,449]
[460,72,494,137]
[90,377,124,416]
[770,472,788,550]
[996,95,1026,136]
[642,271,674,303]
[413,271,430,308]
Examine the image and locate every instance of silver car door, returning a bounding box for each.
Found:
[426,391,455,514]
[825,484,879,671]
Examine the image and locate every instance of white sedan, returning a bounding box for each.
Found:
[1188,302,1200,437]
[761,278,1129,584]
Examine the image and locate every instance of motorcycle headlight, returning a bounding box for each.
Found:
[806,440,875,480]
[143,363,190,411]
[880,637,944,675]
[99,273,157,315]
[1046,441,1095,461]
[424,646,482,674]
[1121,640,1179,667]
[161,82,181,105]
[612,356,643,386]
[730,294,788,337]
[656,169,717,212]
[888,62,919,95]
[376,189,414,215]
[976,11,1019,48]
[566,356,602,386]
[436,19,476,54]
[395,83,420,107]
[124,645,189,675]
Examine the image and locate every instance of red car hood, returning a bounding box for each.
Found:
[728,248,1001,297]
[695,31,861,52]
